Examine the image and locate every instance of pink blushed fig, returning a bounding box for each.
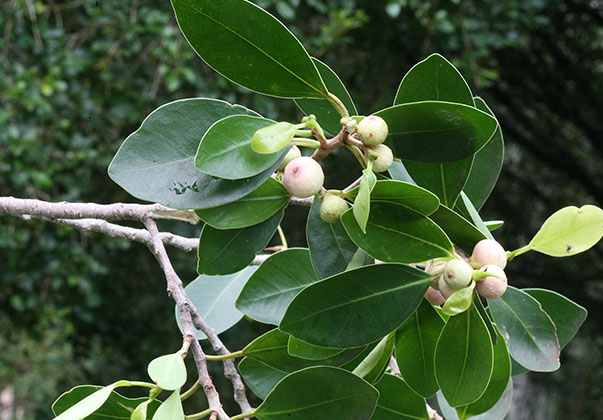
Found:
[470,239,507,269]
[277,145,302,171]
[283,156,324,198]
[356,116,389,147]
[443,259,474,289]
[425,286,446,306]
[476,264,508,299]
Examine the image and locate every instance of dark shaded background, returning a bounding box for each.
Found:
[0,0,601,419]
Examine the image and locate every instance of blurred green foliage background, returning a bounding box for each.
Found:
[0,0,601,418]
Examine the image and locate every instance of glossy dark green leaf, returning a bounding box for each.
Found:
[403,158,473,208]
[353,169,377,233]
[171,0,328,98]
[395,299,445,398]
[108,98,282,209]
[463,97,504,210]
[394,53,474,107]
[52,385,160,420]
[527,205,603,257]
[195,178,289,229]
[197,210,283,275]
[387,161,416,184]
[252,122,296,154]
[306,195,357,278]
[52,381,131,420]
[147,352,187,391]
[151,390,183,420]
[488,286,560,372]
[239,357,288,400]
[195,115,288,179]
[296,58,357,135]
[255,366,378,420]
[435,304,494,407]
[352,333,395,384]
[455,192,493,239]
[176,267,257,340]
[430,205,487,253]
[345,179,440,216]
[280,264,432,348]
[243,329,364,372]
[375,102,497,163]
[372,374,430,420]
[437,380,513,420]
[236,248,319,325]
[456,328,511,418]
[442,283,476,316]
[288,337,344,360]
[524,288,587,349]
[341,202,455,264]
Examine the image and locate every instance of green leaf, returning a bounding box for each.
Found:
[176,267,257,340]
[296,58,357,135]
[151,390,183,420]
[195,178,289,229]
[437,380,513,420]
[395,299,445,398]
[255,366,378,420]
[251,122,296,154]
[527,205,603,256]
[456,328,511,419]
[280,264,432,348]
[485,220,504,231]
[195,115,288,179]
[131,400,151,420]
[345,248,373,270]
[430,205,487,253]
[306,195,358,278]
[52,386,160,420]
[108,98,281,209]
[147,353,187,391]
[352,333,395,384]
[375,102,497,163]
[524,288,587,349]
[488,286,560,372]
[387,161,416,184]
[402,158,473,208]
[239,357,288,400]
[463,98,504,210]
[242,329,364,372]
[353,169,377,233]
[442,283,476,316]
[52,381,131,420]
[435,304,494,407]
[345,179,440,216]
[236,248,320,325]
[287,337,344,360]
[394,53,474,107]
[372,374,430,420]
[171,0,327,98]
[455,192,494,239]
[197,210,283,275]
[341,201,455,264]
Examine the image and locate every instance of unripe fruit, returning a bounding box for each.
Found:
[357,116,389,147]
[370,144,394,173]
[438,276,456,299]
[443,259,474,289]
[470,239,507,269]
[320,194,349,223]
[283,157,324,198]
[277,145,302,171]
[476,264,508,299]
[425,286,446,306]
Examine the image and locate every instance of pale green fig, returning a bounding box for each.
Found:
[370,144,393,173]
[443,259,474,289]
[320,194,349,223]
[356,115,388,147]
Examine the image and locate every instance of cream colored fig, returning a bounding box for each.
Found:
[476,264,508,299]
[443,259,473,289]
[320,194,349,223]
[370,144,393,173]
[283,157,324,198]
[277,145,302,171]
[357,115,388,147]
[438,276,457,299]
[470,239,507,269]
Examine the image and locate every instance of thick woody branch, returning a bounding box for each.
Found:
[311,127,348,162]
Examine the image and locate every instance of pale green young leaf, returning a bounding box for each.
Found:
[147,352,187,391]
[252,122,296,154]
[151,390,183,420]
[442,283,475,316]
[353,169,377,233]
